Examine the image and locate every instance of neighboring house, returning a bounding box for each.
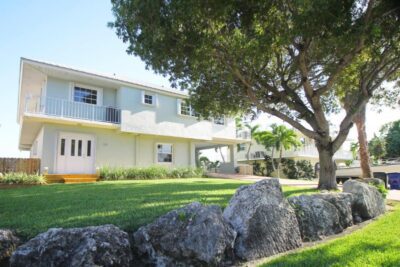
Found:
[18,58,250,175]
[237,130,353,168]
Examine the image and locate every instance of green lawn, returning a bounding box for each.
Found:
[0,178,317,239]
[260,201,400,267]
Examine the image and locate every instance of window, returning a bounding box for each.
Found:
[144,94,153,105]
[238,143,246,151]
[87,140,91,157]
[60,139,65,156]
[142,91,157,106]
[157,144,173,163]
[214,116,225,125]
[73,86,97,105]
[78,140,82,156]
[71,139,75,156]
[255,151,265,158]
[179,100,197,117]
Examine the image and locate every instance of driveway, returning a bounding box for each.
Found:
[207,172,400,201]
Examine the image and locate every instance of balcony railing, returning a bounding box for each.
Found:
[247,145,353,160]
[236,130,251,140]
[25,96,121,124]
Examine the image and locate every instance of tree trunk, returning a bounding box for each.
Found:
[353,106,373,178]
[317,144,338,190]
[219,147,225,163]
[277,148,283,178]
[271,147,276,171]
[246,143,252,161]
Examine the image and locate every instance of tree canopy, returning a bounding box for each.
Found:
[110,0,400,189]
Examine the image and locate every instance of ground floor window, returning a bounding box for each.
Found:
[157,143,173,163]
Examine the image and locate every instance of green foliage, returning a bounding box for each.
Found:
[0,172,45,185]
[344,160,353,167]
[99,166,204,180]
[385,120,400,158]
[369,183,388,199]
[281,159,315,180]
[252,161,266,176]
[368,134,386,162]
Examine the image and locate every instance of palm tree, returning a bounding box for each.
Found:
[245,124,260,161]
[270,124,302,178]
[254,130,277,171]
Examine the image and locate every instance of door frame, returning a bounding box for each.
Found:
[55,131,96,174]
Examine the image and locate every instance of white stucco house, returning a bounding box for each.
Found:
[17,58,250,176]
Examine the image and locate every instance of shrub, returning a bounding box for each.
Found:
[370,183,388,199]
[99,166,205,180]
[281,159,315,180]
[0,172,45,185]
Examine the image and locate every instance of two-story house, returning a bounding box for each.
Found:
[17,58,249,177]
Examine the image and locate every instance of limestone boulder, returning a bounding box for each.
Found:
[343,179,385,222]
[10,225,132,267]
[0,229,20,263]
[288,195,343,241]
[133,202,236,266]
[313,193,353,229]
[223,179,302,260]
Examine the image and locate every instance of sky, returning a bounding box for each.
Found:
[0,0,399,158]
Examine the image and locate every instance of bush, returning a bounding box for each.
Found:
[99,166,205,180]
[0,172,45,185]
[370,183,388,199]
[281,159,315,180]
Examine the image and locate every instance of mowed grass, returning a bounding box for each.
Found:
[260,201,400,267]
[0,178,317,239]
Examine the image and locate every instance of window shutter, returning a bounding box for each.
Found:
[177,99,182,115]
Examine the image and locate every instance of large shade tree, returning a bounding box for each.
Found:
[110,0,400,189]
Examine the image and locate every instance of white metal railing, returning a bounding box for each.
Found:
[246,144,353,160]
[25,96,121,124]
[236,130,251,140]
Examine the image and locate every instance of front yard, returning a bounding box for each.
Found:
[0,178,317,239]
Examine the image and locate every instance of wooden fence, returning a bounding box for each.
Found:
[0,158,41,174]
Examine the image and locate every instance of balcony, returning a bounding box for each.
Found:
[24,96,121,124]
[246,145,353,160]
[236,129,251,140]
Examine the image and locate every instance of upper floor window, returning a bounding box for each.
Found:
[74,86,97,105]
[178,99,197,117]
[142,91,157,106]
[214,116,225,125]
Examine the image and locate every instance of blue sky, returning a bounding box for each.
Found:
[0,1,399,158]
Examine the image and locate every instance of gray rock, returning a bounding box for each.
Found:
[0,229,20,263]
[288,195,343,241]
[10,225,132,267]
[313,193,353,229]
[133,202,236,266]
[223,179,302,260]
[343,179,386,222]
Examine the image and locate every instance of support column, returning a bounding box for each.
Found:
[189,141,196,167]
[229,144,237,167]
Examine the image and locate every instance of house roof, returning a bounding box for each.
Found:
[20,57,188,97]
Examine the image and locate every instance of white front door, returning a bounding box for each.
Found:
[56,132,95,174]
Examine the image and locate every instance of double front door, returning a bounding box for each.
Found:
[56,132,95,174]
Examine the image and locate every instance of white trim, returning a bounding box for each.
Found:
[70,82,103,106]
[141,91,157,107]
[155,142,174,164]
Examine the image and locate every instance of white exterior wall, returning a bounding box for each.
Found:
[39,123,196,174]
[30,127,44,159]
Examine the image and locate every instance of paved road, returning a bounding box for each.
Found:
[207,172,400,201]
